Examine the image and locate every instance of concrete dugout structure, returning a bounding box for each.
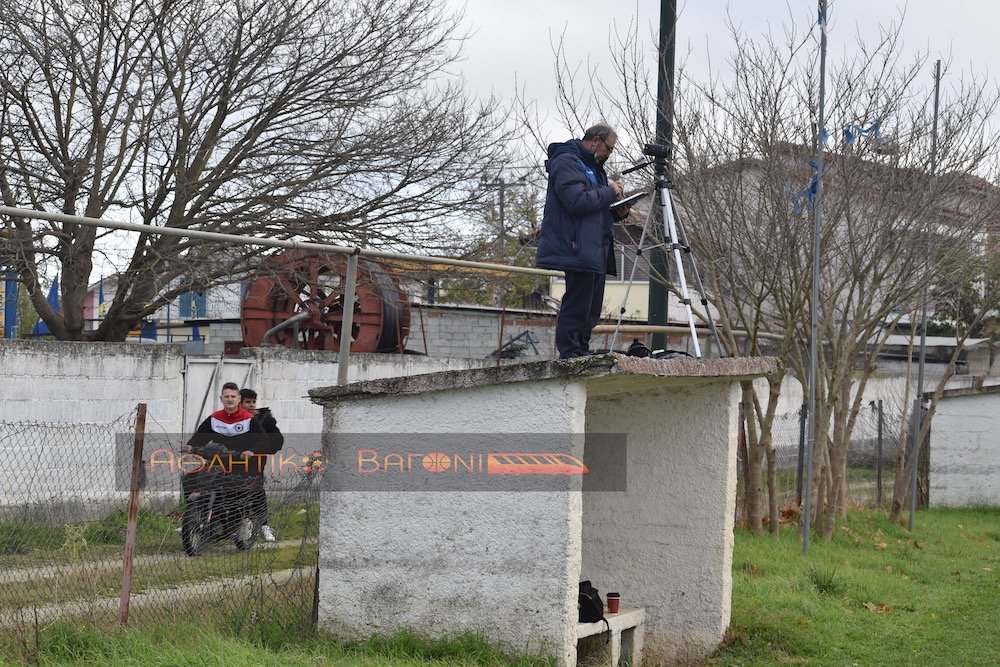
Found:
[310,354,778,666]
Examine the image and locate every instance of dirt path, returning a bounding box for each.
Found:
[0,539,311,584]
[0,567,306,627]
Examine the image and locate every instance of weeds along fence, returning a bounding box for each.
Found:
[734,400,929,523]
[0,404,321,641]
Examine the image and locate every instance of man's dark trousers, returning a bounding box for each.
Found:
[556,268,607,358]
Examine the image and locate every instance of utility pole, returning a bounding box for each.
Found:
[804,0,829,555]
[648,0,676,352]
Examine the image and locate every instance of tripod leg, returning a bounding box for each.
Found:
[611,198,658,351]
[659,184,702,357]
[670,197,725,357]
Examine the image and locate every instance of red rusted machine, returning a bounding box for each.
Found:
[241,251,410,352]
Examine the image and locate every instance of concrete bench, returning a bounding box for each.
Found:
[576,607,645,666]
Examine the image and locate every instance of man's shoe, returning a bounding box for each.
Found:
[261,524,276,542]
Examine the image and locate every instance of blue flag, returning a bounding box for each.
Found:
[32,275,60,337]
[2,271,17,339]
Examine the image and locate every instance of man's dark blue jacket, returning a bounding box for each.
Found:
[535,139,618,275]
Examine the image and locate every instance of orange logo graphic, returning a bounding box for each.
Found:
[421,452,452,473]
[487,453,588,475]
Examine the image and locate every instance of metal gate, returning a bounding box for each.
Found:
[182,357,257,434]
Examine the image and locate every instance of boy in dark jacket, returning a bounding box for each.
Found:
[535,123,630,358]
[240,388,284,542]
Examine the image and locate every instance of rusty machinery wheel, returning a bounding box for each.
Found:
[241,251,410,352]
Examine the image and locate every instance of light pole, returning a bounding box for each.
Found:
[483,177,527,258]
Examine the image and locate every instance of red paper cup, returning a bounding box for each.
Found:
[607,592,620,614]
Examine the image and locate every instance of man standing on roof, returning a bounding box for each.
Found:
[535,123,630,359]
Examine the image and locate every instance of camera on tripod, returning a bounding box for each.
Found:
[621,143,672,177]
[642,143,671,159]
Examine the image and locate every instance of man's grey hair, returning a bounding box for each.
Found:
[582,123,616,141]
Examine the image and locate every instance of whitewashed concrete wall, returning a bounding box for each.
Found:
[315,379,586,663]
[0,340,186,424]
[0,340,186,514]
[929,387,1000,506]
[583,380,741,664]
[0,340,488,512]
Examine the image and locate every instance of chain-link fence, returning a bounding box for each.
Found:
[735,400,912,524]
[0,404,321,646]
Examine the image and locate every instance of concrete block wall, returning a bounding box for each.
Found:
[929,388,1000,506]
[408,304,556,359]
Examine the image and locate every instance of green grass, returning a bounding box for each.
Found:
[710,507,1000,666]
[1,621,554,666]
[0,502,318,569]
[1,507,995,666]
[0,544,314,609]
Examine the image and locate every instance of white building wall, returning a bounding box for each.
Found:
[929,389,1000,507]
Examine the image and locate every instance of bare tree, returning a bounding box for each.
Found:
[0,0,508,340]
[529,8,1000,535]
[675,13,1000,536]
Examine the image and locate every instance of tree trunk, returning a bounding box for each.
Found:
[766,441,779,533]
[741,382,766,532]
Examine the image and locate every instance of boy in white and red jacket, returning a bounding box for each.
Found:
[185,381,268,474]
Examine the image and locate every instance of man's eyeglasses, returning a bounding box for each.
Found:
[597,136,615,154]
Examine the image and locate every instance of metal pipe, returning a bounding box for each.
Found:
[0,205,559,278]
[261,310,312,345]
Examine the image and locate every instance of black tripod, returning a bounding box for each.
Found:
[610,153,722,358]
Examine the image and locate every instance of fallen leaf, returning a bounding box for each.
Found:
[983,567,992,572]
[912,540,925,549]
[863,601,891,613]
[885,565,893,574]
[874,542,887,551]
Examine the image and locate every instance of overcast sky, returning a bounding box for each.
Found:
[452,0,998,143]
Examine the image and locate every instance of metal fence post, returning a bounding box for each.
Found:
[876,399,883,505]
[337,253,359,386]
[119,402,147,626]
[796,403,807,506]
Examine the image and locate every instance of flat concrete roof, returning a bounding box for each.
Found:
[931,382,1000,400]
[309,353,780,404]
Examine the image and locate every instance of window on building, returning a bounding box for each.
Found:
[179,291,207,318]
